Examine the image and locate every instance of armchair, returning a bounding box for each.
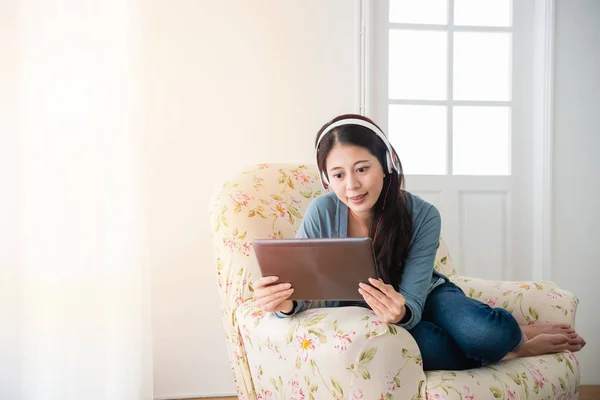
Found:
[210,164,580,399]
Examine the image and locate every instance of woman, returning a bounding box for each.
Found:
[253,114,585,370]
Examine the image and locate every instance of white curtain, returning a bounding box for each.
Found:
[1,0,153,399]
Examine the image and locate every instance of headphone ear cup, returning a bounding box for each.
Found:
[388,151,400,174]
[385,151,394,174]
[394,152,401,173]
[320,170,329,189]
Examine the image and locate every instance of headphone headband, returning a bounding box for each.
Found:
[315,118,400,188]
[315,118,386,151]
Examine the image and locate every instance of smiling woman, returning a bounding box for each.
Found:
[253,113,586,373]
[314,114,413,288]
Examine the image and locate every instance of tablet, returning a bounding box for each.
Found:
[252,237,378,301]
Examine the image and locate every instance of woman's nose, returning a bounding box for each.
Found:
[346,175,359,189]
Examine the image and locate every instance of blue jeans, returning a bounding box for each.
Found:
[408,281,523,371]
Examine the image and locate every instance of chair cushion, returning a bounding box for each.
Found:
[425,352,579,399]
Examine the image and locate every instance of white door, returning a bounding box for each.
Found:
[367,0,538,281]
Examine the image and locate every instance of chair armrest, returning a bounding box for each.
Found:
[451,275,579,326]
[236,301,426,400]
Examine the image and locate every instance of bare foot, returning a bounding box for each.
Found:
[566,335,586,352]
[521,323,573,338]
[517,333,569,357]
[521,323,586,352]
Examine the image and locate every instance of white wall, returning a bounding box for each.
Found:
[553,0,600,385]
[142,1,359,397]
[0,2,21,398]
[2,1,154,398]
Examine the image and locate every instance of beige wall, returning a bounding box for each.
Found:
[142,1,359,397]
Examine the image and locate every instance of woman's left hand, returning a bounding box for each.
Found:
[359,278,406,324]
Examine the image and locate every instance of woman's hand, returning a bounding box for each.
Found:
[253,276,295,313]
[359,278,406,324]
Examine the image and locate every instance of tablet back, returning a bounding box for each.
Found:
[252,237,378,301]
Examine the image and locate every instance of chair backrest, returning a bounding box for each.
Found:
[209,163,456,311]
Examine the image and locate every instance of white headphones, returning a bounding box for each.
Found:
[315,118,401,189]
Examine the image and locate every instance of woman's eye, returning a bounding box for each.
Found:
[333,173,343,179]
[357,167,368,173]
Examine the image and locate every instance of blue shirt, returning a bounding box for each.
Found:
[275,191,448,330]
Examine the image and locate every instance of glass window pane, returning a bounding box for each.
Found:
[388,105,447,175]
[389,30,447,100]
[389,0,448,24]
[454,0,512,27]
[453,32,511,101]
[453,106,511,175]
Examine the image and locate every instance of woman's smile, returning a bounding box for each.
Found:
[348,193,368,204]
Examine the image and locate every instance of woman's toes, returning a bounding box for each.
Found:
[557,343,570,352]
[567,336,586,352]
[552,334,569,345]
[568,334,580,342]
[551,335,570,352]
[522,333,570,356]
[567,342,583,352]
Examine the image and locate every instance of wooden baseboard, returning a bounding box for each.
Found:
[579,385,600,400]
[189,385,599,400]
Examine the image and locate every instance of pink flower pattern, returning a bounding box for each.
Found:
[483,297,498,307]
[526,362,549,389]
[547,288,564,299]
[506,387,518,400]
[288,378,305,400]
[232,190,254,206]
[293,170,315,184]
[333,330,355,354]
[295,332,318,363]
[462,386,474,400]
[517,283,534,293]
[269,200,288,219]
[222,236,252,256]
[257,388,273,399]
[385,373,398,392]
[428,394,444,400]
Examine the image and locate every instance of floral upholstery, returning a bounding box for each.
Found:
[209,164,580,399]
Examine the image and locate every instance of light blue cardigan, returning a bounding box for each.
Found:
[275,191,448,331]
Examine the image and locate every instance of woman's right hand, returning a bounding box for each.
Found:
[253,276,295,313]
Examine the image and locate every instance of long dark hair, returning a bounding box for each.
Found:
[315,114,412,289]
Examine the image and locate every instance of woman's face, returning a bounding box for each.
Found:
[325,143,385,219]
